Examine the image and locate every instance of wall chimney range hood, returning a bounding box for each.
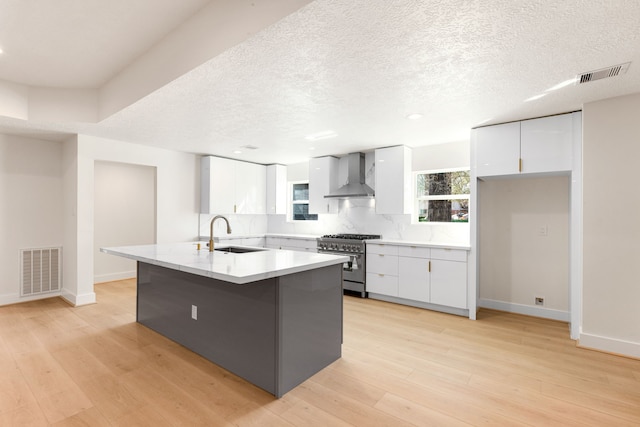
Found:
[324,152,374,199]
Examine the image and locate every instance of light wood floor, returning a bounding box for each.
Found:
[1,279,639,426]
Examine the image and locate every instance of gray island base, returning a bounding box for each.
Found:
[136,261,343,398]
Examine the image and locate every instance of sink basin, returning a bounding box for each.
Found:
[213,246,266,254]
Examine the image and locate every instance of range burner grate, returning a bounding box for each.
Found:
[321,234,382,240]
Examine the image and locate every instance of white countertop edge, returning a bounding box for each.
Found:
[367,239,471,250]
[100,245,348,285]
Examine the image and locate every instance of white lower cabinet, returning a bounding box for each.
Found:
[430,259,467,309]
[398,256,429,302]
[367,242,469,313]
[366,243,399,296]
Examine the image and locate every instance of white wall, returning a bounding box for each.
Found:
[478,176,570,320]
[94,161,156,283]
[61,134,199,305]
[0,134,64,305]
[581,92,640,357]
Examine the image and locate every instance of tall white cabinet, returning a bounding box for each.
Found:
[470,111,582,337]
[374,146,412,214]
[201,156,266,214]
[266,164,287,215]
[309,156,339,214]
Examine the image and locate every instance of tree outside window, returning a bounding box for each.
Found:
[416,169,470,222]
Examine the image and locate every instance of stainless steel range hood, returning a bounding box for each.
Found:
[324,152,374,199]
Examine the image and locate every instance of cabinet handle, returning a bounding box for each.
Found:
[378,274,385,277]
[234,204,237,213]
[378,254,384,257]
[518,158,523,173]
[327,203,330,212]
[428,260,431,272]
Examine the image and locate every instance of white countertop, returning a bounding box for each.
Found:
[101,243,348,285]
[369,239,471,250]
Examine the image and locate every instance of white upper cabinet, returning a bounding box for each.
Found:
[474,112,576,178]
[475,121,521,177]
[200,156,266,214]
[520,114,573,174]
[266,164,287,215]
[309,156,339,214]
[375,146,412,214]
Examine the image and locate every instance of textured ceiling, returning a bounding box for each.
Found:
[2,0,640,164]
[0,0,210,87]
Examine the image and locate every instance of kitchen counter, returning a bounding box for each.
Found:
[101,242,347,284]
[102,242,346,398]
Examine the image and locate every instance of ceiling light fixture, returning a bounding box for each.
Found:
[305,130,337,141]
[233,150,242,154]
[406,113,423,120]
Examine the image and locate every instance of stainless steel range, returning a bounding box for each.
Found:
[317,233,381,297]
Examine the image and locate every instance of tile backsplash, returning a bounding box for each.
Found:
[200,198,469,245]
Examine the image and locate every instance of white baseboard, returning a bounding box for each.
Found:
[479,298,570,322]
[94,271,136,284]
[579,332,640,359]
[61,289,96,306]
[0,291,61,307]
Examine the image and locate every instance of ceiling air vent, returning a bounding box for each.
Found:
[577,62,631,84]
[240,145,259,150]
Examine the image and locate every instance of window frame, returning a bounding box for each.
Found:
[413,167,470,224]
[288,180,318,222]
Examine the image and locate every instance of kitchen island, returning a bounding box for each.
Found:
[101,243,348,398]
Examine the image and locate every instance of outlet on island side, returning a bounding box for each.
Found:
[191,304,198,320]
[535,297,544,306]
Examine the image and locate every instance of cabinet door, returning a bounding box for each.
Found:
[235,161,266,214]
[201,156,235,214]
[520,114,573,174]
[375,146,412,214]
[430,260,467,309]
[309,156,339,214]
[475,122,521,177]
[398,256,430,302]
[366,273,398,296]
[266,164,287,214]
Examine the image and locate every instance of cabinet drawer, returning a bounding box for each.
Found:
[366,253,398,275]
[366,243,399,256]
[398,245,431,258]
[430,248,467,262]
[366,273,398,297]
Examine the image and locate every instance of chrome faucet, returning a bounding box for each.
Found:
[209,215,232,252]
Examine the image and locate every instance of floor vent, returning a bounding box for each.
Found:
[577,62,631,84]
[21,247,62,296]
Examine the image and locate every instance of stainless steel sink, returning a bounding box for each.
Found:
[213,246,266,254]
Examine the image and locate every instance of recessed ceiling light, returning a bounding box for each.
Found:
[524,93,547,102]
[309,147,316,150]
[305,130,337,141]
[0,48,3,54]
[233,150,242,154]
[406,113,423,120]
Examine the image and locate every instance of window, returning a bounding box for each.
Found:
[290,182,318,221]
[415,169,470,223]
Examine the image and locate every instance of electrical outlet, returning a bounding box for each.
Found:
[538,225,548,237]
[535,297,544,306]
[191,305,197,320]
